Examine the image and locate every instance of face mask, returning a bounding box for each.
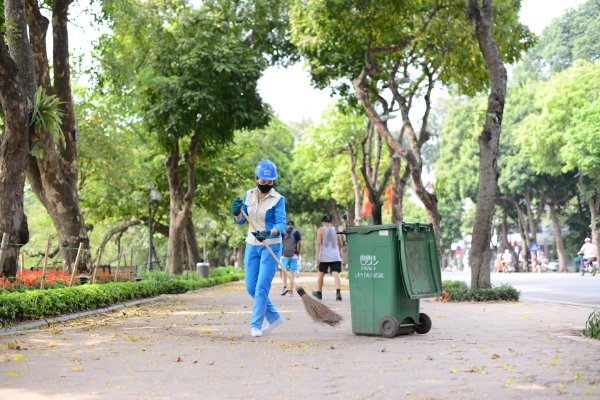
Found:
[286,227,294,234]
[257,183,272,193]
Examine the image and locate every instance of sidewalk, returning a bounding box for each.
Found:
[1,274,599,400]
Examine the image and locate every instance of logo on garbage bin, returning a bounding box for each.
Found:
[359,255,379,268]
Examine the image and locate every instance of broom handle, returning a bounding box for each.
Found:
[239,208,286,270]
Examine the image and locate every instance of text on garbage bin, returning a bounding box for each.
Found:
[355,255,384,279]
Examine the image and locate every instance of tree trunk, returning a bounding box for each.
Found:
[352,62,443,262]
[0,0,34,277]
[405,147,442,259]
[548,203,568,272]
[499,206,510,248]
[346,143,363,227]
[165,136,199,274]
[391,157,410,224]
[24,0,90,272]
[498,204,520,272]
[166,148,186,274]
[184,216,202,270]
[588,186,600,261]
[360,121,392,225]
[467,0,507,289]
[509,197,533,271]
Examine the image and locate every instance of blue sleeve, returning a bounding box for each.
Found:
[273,196,286,236]
[294,231,302,241]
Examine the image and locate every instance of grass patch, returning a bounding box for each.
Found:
[442,280,519,302]
[583,309,600,340]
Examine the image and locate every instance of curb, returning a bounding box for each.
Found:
[0,296,162,336]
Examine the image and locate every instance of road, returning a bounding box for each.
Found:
[443,270,600,306]
[2,277,599,400]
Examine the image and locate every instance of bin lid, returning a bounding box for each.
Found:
[345,224,397,236]
[397,222,442,299]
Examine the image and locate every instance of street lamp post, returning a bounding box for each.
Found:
[202,231,207,262]
[147,189,162,270]
[196,223,211,278]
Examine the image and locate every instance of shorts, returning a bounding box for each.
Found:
[281,257,299,272]
[318,261,342,274]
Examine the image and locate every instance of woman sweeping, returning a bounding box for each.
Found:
[230,159,286,337]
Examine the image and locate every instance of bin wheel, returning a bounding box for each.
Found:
[415,313,432,334]
[379,316,399,338]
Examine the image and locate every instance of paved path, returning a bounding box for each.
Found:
[1,275,599,400]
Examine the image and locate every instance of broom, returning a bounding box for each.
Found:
[239,208,343,326]
[295,287,343,326]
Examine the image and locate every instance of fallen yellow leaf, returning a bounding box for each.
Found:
[465,366,487,374]
[7,340,21,350]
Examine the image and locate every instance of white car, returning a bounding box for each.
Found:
[545,260,559,272]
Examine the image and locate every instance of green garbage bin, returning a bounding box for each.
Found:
[345,223,442,338]
[574,255,581,273]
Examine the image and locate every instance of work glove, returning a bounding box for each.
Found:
[231,197,243,216]
[251,230,271,242]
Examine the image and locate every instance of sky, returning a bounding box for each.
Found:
[257,0,587,124]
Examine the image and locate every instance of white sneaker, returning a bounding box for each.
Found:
[263,318,283,333]
[250,328,262,337]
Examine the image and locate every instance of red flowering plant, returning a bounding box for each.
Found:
[0,269,71,292]
[0,267,136,292]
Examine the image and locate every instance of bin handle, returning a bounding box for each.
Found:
[418,224,431,232]
[402,223,416,232]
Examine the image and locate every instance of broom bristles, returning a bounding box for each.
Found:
[296,287,343,327]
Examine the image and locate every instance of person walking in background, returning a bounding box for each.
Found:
[280,220,303,296]
[312,214,343,301]
[230,159,286,338]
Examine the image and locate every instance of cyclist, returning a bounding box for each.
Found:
[578,237,598,270]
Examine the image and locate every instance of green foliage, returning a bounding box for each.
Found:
[443,279,469,292]
[87,0,300,266]
[583,308,600,340]
[437,57,598,250]
[292,106,366,209]
[29,87,65,156]
[99,0,273,151]
[435,96,485,203]
[401,196,428,223]
[75,85,163,224]
[516,60,600,181]
[527,0,600,76]
[290,0,534,96]
[442,280,519,302]
[0,267,244,327]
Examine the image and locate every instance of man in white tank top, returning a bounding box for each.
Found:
[312,214,343,301]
